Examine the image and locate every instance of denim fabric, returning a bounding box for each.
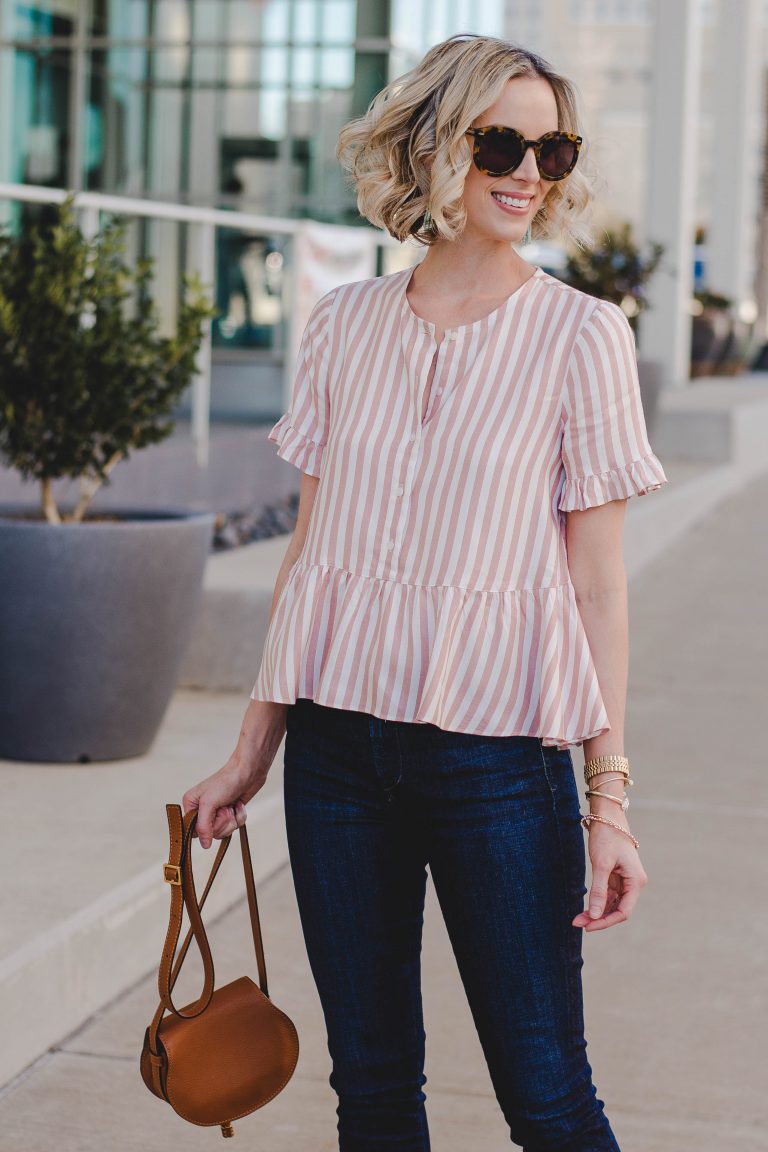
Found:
[283,698,621,1152]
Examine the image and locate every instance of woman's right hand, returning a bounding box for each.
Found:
[181,700,289,849]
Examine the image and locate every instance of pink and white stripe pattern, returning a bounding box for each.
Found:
[251,265,668,749]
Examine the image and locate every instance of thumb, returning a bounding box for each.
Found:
[195,801,217,850]
[182,789,212,849]
[588,869,609,919]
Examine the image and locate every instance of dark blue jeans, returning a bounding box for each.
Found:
[283,698,621,1152]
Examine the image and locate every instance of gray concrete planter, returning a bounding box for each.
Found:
[0,507,214,763]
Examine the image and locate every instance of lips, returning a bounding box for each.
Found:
[491,191,532,212]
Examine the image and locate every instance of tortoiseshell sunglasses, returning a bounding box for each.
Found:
[465,126,582,181]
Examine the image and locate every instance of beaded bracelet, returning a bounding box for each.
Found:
[580,812,639,850]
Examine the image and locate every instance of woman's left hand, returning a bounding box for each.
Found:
[572,825,648,931]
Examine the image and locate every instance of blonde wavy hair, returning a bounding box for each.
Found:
[336,33,595,249]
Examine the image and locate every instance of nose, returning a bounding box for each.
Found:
[516,145,541,183]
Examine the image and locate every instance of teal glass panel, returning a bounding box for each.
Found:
[294,1,319,44]
[320,46,353,87]
[320,0,356,42]
[260,0,290,45]
[291,46,315,88]
[8,42,71,186]
[214,230,287,349]
[260,47,289,85]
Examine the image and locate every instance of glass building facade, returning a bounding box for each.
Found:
[0,0,503,410]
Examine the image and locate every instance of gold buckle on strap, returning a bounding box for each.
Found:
[163,863,181,886]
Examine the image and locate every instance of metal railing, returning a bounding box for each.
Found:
[0,182,396,466]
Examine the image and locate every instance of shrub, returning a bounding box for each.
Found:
[0,197,214,523]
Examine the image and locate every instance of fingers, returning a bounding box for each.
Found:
[198,799,248,849]
[182,769,250,848]
[573,889,627,931]
[587,860,611,921]
[572,857,647,932]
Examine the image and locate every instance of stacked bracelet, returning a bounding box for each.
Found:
[580,813,639,850]
[581,756,637,847]
[584,754,631,785]
[585,787,629,811]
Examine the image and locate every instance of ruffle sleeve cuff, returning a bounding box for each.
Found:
[558,452,668,511]
[268,412,325,478]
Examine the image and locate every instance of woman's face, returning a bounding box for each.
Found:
[461,74,561,246]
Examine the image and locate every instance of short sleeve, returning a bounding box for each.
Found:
[268,289,336,478]
[558,299,668,511]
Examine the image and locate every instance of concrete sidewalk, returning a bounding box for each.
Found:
[1,470,766,1150]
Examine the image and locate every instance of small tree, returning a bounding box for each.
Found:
[0,198,214,524]
[561,221,664,334]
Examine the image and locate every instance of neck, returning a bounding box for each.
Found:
[414,234,534,298]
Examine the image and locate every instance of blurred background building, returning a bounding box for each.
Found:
[0,0,766,420]
[0,0,504,423]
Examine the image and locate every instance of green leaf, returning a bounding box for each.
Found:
[0,196,214,498]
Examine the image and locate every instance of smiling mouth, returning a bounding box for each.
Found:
[491,192,532,209]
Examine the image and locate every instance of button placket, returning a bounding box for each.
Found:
[420,328,459,426]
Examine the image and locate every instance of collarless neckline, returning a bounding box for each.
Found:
[400,263,544,335]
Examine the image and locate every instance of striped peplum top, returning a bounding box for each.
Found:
[250,263,668,749]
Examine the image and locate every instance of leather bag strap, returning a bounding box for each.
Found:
[157,805,216,1018]
[156,803,269,1022]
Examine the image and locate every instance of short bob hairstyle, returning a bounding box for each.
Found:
[336,33,595,249]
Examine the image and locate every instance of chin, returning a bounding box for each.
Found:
[478,220,531,244]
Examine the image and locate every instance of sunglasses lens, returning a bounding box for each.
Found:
[476,128,524,175]
[539,136,577,179]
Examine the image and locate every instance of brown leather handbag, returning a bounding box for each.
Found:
[140,804,299,1139]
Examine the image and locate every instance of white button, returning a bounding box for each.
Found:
[396,486,404,496]
[387,540,395,551]
[447,332,457,341]
[436,387,443,394]
[409,433,416,442]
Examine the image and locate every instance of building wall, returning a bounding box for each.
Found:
[504,0,768,279]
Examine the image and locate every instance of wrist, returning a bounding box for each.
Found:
[585,773,630,826]
[588,793,630,825]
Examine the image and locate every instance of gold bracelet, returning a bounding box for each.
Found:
[588,774,631,792]
[584,755,631,785]
[584,754,629,781]
[580,812,639,850]
[585,789,629,811]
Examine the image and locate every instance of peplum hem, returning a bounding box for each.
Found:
[268,412,324,477]
[251,562,612,752]
[558,451,668,511]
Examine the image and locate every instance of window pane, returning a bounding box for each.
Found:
[261,47,289,85]
[151,46,191,84]
[226,1,262,40]
[320,47,354,88]
[259,88,287,138]
[320,0,356,42]
[154,0,191,42]
[192,1,222,39]
[260,0,290,44]
[294,1,319,43]
[192,46,219,83]
[226,45,256,86]
[214,232,286,350]
[7,45,71,186]
[292,47,316,88]
[11,3,74,39]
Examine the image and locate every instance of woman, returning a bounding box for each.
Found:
[184,33,668,1151]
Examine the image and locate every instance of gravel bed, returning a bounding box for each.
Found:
[212,491,299,551]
